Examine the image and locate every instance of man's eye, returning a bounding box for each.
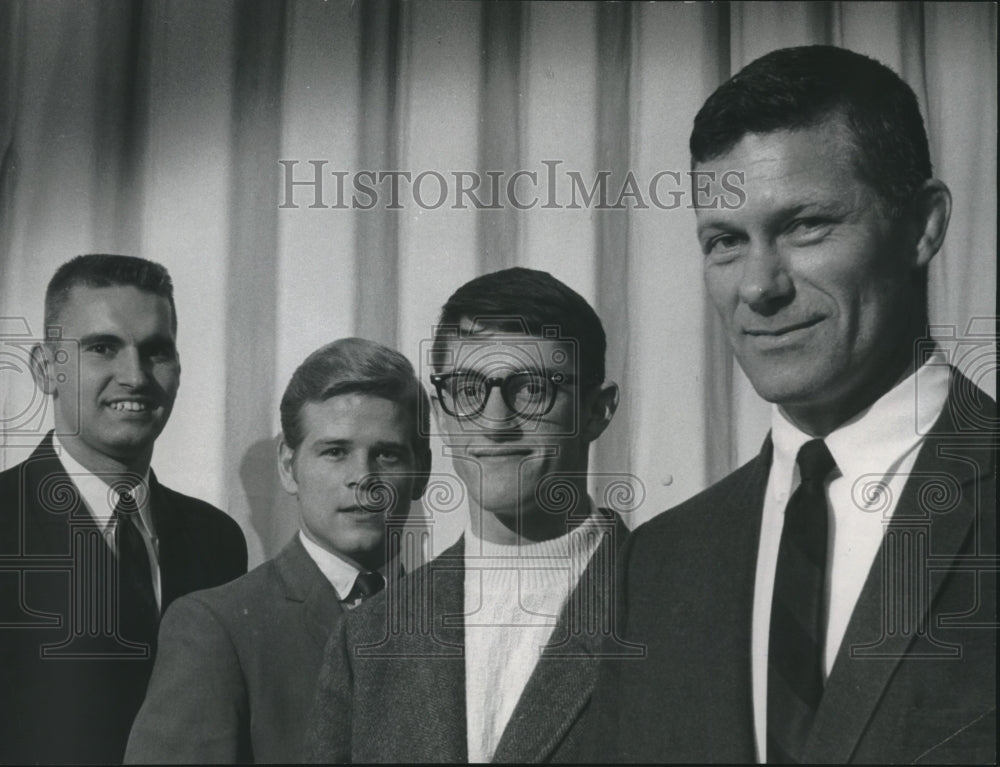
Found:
[323,447,345,459]
[786,217,832,239]
[791,217,817,229]
[147,345,176,362]
[513,378,545,396]
[452,378,484,400]
[85,343,114,355]
[377,451,402,465]
[704,233,744,259]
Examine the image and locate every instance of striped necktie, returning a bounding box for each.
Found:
[767,439,836,763]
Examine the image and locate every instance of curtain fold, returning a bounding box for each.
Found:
[1,0,994,566]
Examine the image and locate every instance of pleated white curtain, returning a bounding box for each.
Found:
[1,1,995,567]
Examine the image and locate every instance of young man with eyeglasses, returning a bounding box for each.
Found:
[304,267,629,763]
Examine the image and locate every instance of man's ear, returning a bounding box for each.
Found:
[276,436,299,495]
[29,343,55,395]
[911,179,952,269]
[581,382,620,443]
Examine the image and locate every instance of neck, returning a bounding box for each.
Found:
[781,340,919,437]
[301,528,392,573]
[56,432,153,483]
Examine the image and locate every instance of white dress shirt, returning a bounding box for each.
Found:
[53,435,162,608]
[298,530,382,606]
[751,356,950,762]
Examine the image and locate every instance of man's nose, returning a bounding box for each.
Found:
[345,452,376,488]
[737,240,793,312]
[114,347,148,387]
[477,384,522,438]
[350,459,397,510]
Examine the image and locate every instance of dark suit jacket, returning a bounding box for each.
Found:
[586,370,996,763]
[0,432,248,765]
[124,534,343,764]
[304,510,632,763]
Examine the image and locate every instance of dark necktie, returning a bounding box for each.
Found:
[345,571,385,605]
[767,439,837,763]
[114,491,159,647]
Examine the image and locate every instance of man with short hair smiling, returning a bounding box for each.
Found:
[125,337,431,763]
[0,254,247,764]
[588,46,996,764]
[305,268,629,763]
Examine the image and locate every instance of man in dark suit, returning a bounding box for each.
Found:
[588,46,996,763]
[125,337,432,763]
[305,268,634,763]
[0,254,248,764]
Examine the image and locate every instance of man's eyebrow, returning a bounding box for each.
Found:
[137,334,177,349]
[371,439,409,450]
[78,333,124,345]
[696,217,740,234]
[450,366,546,377]
[778,200,849,217]
[309,438,350,451]
[697,199,848,234]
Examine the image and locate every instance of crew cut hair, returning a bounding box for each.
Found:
[45,254,177,334]
[432,267,607,387]
[280,337,431,458]
[690,45,932,217]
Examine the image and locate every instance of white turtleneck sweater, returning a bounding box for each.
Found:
[463,506,604,763]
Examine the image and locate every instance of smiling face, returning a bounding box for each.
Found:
[42,284,180,472]
[278,392,423,571]
[696,117,932,435]
[433,324,617,542]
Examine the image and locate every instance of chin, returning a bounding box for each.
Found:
[345,545,388,570]
[81,435,153,462]
[105,422,163,445]
[342,530,386,557]
[743,362,829,406]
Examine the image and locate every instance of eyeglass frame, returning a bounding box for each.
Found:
[428,368,581,419]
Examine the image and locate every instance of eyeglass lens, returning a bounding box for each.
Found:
[444,372,553,417]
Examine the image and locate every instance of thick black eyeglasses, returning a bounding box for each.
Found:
[430,370,573,419]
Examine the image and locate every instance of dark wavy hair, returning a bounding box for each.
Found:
[432,267,607,388]
[280,337,431,459]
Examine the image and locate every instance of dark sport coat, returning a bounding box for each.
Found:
[586,369,996,763]
[0,432,248,764]
[125,534,347,764]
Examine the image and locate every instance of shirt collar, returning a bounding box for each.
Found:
[770,352,951,489]
[52,434,154,537]
[298,530,393,601]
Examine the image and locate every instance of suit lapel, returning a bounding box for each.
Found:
[21,433,90,557]
[804,373,993,762]
[357,538,467,762]
[272,536,343,647]
[424,543,468,760]
[711,445,772,760]
[149,471,188,610]
[492,515,628,763]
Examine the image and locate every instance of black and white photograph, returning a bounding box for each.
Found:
[1,1,995,763]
